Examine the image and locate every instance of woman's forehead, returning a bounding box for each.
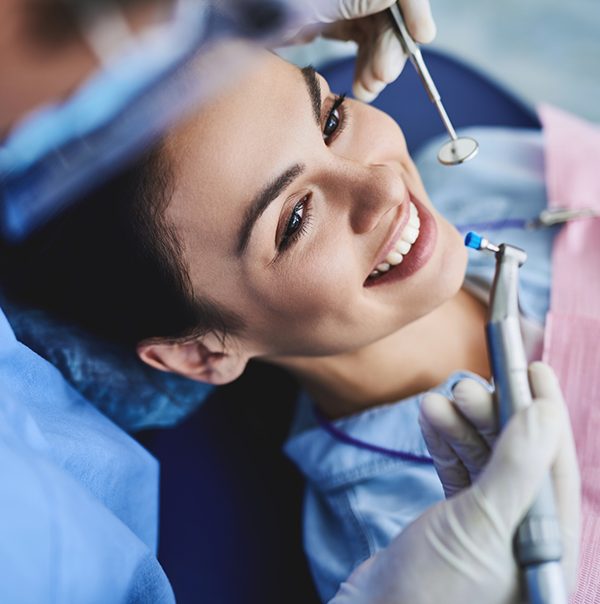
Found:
[165,52,320,235]
[167,52,317,216]
[171,53,301,144]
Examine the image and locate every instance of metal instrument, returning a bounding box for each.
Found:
[388,2,478,165]
[465,231,566,604]
[526,206,599,229]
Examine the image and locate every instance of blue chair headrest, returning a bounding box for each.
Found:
[0,293,215,432]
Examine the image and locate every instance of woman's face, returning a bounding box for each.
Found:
[164,51,467,359]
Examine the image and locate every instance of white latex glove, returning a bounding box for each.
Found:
[290,0,436,103]
[329,362,580,604]
[420,375,499,498]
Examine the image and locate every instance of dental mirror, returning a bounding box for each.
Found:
[438,137,479,165]
[389,2,479,166]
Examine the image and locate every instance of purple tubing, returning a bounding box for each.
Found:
[313,407,434,465]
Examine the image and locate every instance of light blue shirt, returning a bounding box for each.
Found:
[0,308,175,603]
[284,127,557,602]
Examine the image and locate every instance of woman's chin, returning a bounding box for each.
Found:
[430,217,469,298]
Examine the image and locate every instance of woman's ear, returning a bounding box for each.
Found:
[136,332,250,385]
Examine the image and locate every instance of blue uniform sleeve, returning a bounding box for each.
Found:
[0,307,175,604]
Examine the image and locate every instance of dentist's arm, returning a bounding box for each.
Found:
[329,362,580,604]
[290,0,436,102]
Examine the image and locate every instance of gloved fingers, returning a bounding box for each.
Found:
[528,363,580,501]
[321,12,406,103]
[352,18,406,102]
[451,378,498,447]
[311,0,436,103]
[313,0,398,23]
[528,362,581,592]
[529,361,566,403]
[420,392,491,494]
[397,0,436,42]
[421,392,492,480]
[314,0,436,42]
[283,1,399,46]
[476,396,565,535]
[420,395,471,498]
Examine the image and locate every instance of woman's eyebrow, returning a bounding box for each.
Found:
[236,163,306,257]
[235,68,320,257]
[301,65,322,127]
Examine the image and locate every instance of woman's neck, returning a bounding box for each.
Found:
[273,288,491,419]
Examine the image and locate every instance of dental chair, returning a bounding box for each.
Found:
[0,48,539,604]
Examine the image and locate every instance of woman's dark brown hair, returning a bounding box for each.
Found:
[0,143,243,348]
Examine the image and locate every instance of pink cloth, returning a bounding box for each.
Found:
[539,103,600,602]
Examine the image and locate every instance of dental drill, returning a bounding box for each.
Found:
[388,2,478,165]
[464,232,566,604]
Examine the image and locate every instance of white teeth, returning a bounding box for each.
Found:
[401,225,419,244]
[368,201,421,280]
[396,239,411,255]
[385,251,403,266]
[408,214,420,229]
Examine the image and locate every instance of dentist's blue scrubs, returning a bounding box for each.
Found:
[0,308,175,603]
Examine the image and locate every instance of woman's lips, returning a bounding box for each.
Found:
[364,193,438,287]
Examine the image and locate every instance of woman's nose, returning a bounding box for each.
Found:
[336,161,407,235]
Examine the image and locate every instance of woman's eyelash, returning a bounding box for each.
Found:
[279,194,312,252]
[323,93,347,143]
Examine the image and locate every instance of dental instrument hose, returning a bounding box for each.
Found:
[465,232,567,604]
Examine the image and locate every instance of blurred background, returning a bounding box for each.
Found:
[278,0,600,123]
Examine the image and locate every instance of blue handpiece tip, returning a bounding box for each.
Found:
[465,231,482,250]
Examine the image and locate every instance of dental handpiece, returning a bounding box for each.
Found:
[388,3,478,165]
[465,232,567,604]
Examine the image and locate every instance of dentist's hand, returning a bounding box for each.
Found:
[329,362,580,604]
[293,1,436,103]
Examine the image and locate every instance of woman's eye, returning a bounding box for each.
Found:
[279,194,312,253]
[323,108,340,138]
[284,200,304,239]
[323,93,346,143]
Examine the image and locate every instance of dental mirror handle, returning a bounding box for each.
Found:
[476,237,567,604]
[388,2,457,140]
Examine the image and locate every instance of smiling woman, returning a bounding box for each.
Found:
[1,50,487,414]
[0,48,496,599]
[133,52,485,411]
